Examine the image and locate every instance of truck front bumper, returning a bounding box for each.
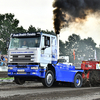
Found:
[8,65,46,78]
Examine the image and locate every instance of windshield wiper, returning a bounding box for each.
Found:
[15,48,18,50]
[27,47,29,49]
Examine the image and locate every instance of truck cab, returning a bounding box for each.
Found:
[8,32,57,65]
[8,32,83,88]
[8,32,58,85]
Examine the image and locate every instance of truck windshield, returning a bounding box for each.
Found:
[9,37,40,49]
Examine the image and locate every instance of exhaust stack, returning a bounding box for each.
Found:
[56,31,60,60]
[57,34,59,60]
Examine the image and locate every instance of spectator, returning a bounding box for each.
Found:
[1,55,4,60]
[0,55,8,66]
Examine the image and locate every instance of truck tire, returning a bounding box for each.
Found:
[89,71,100,86]
[74,74,83,88]
[14,77,25,85]
[42,70,54,87]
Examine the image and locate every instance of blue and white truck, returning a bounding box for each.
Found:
[8,32,84,87]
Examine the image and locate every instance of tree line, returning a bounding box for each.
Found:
[59,34,100,63]
[0,13,100,64]
[0,13,54,54]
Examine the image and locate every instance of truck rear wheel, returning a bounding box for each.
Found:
[89,71,100,86]
[14,77,25,85]
[74,74,83,88]
[42,70,54,87]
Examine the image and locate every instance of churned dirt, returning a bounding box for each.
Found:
[0,82,100,100]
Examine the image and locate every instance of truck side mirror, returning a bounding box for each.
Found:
[41,47,46,50]
[45,39,50,47]
[45,40,50,46]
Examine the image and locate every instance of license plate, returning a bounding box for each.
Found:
[17,69,25,72]
[17,72,26,74]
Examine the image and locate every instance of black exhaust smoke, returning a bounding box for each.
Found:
[53,0,100,35]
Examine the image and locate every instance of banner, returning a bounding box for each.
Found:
[73,50,75,60]
[94,50,97,60]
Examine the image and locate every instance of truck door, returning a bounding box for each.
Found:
[51,37,57,64]
[40,35,51,64]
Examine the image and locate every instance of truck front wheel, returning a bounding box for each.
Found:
[42,70,54,87]
[14,77,25,85]
[74,74,83,88]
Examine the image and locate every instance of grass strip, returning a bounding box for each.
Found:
[0,77,14,80]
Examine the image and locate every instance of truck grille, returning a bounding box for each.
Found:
[10,54,34,62]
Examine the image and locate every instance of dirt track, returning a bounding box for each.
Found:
[0,82,100,100]
[0,72,100,100]
[0,72,8,78]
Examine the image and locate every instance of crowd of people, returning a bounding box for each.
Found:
[0,55,8,66]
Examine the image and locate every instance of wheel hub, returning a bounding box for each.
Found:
[76,78,81,86]
[47,73,53,84]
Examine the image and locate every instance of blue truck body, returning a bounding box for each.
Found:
[54,63,83,83]
[8,63,83,83]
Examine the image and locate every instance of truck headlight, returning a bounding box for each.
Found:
[31,67,38,70]
[8,67,13,70]
[31,59,34,61]
[10,59,13,61]
[10,56,13,58]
